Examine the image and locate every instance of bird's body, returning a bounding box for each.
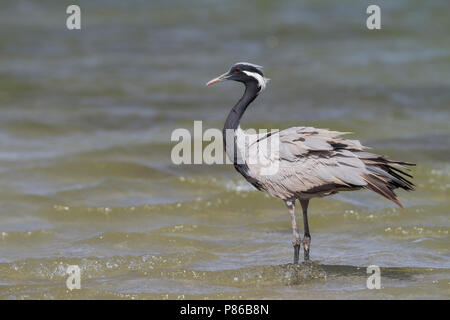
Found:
[207,62,415,263]
[230,125,413,205]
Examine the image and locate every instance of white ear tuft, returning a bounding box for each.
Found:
[243,71,269,91]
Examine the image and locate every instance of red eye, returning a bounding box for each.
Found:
[235,68,241,72]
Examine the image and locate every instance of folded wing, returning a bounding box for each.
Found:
[244,127,414,205]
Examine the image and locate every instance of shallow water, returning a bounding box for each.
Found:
[0,0,449,299]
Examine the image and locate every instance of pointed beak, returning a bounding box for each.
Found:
[206,73,229,86]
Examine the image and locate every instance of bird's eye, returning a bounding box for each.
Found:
[235,68,241,73]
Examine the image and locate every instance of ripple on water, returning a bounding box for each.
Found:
[1,254,449,299]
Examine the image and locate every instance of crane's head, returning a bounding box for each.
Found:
[206,62,269,92]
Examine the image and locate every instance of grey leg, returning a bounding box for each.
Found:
[300,199,311,261]
[285,199,301,264]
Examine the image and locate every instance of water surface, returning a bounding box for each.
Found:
[0,0,449,299]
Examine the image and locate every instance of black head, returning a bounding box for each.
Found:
[206,62,269,91]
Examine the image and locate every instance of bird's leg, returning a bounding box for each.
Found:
[300,199,311,261]
[285,199,301,264]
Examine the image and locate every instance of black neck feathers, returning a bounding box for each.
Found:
[221,82,263,190]
[223,82,259,135]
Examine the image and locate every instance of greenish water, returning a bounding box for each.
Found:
[0,0,449,299]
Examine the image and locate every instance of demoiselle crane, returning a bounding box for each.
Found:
[206,62,415,264]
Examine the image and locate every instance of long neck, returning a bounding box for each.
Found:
[223,82,258,134]
[222,82,259,165]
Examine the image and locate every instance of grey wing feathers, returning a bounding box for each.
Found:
[246,127,414,205]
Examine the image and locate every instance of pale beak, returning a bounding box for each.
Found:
[206,73,229,86]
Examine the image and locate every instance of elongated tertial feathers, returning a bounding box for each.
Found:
[239,126,415,207]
